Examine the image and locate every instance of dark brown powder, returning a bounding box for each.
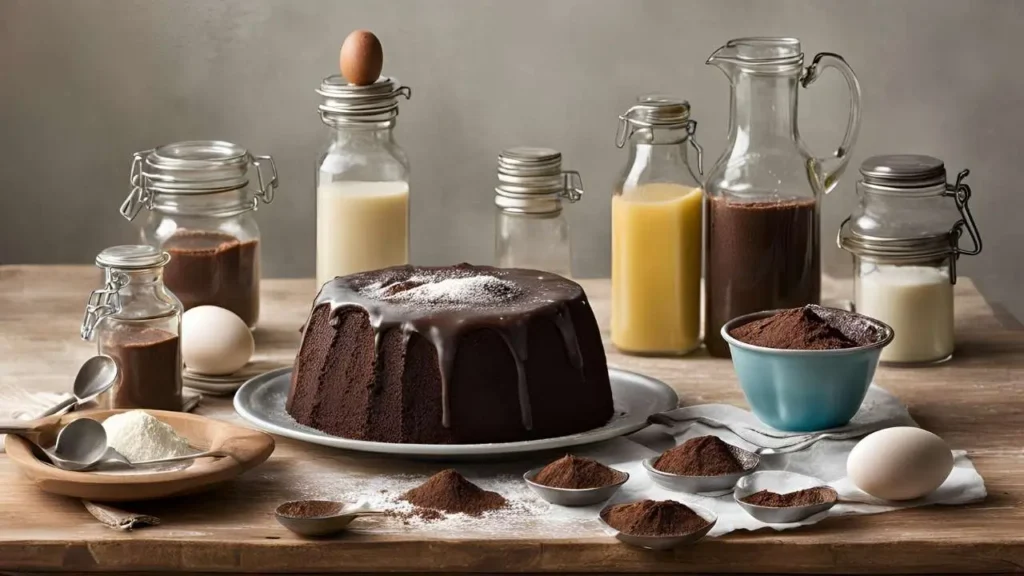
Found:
[601,500,710,536]
[654,436,745,476]
[729,305,863,350]
[532,454,624,489]
[162,229,260,327]
[400,469,507,516]
[277,500,344,518]
[741,487,838,508]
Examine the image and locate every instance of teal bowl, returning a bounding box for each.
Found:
[721,308,894,432]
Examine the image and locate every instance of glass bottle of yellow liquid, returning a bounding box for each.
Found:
[612,96,705,356]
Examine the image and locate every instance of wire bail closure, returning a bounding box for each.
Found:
[121,145,278,221]
[80,271,127,341]
[615,109,704,176]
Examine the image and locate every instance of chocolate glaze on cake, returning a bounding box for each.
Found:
[286,264,614,444]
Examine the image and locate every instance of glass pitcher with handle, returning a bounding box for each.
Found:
[703,37,862,357]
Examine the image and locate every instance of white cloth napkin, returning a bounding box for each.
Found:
[0,383,69,421]
[648,385,917,453]
[610,384,986,535]
[541,384,986,537]
[0,383,70,454]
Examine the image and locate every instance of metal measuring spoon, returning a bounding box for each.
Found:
[46,418,116,471]
[274,500,386,537]
[39,355,119,418]
[0,356,118,440]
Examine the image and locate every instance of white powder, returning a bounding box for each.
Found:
[102,410,193,463]
[364,274,523,307]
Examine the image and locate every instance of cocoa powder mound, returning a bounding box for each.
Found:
[741,487,837,508]
[532,454,624,489]
[276,500,344,518]
[654,435,744,476]
[729,305,863,350]
[400,469,507,516]
[601,500,710,536]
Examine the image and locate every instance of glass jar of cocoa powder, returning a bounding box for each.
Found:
[81,245,183,411]
[120,141,278,328]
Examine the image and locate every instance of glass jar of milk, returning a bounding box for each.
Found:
[494,147,583,277]
[316,76,413,288]
[611,96,704,357]
[839,155,983,365]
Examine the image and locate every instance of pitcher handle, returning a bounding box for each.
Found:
[801,52,862,194]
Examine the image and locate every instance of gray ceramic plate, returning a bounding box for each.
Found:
[234,367,678,460]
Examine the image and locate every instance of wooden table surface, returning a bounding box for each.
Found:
[1,265,1023,575]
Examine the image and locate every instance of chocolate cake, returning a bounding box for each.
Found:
[286,264,614,444]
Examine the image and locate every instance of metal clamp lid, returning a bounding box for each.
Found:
[121,141,278,221]
[615,96,704,175]
[859,154,948,190]
[81,245,170,340]
[495,147,583,214]
[838,168,982,284]
[317,75,412,127]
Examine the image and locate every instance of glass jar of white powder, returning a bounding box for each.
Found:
[838,155,982,365]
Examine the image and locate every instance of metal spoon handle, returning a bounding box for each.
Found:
[132,450,229,466]
[38,396,77,419]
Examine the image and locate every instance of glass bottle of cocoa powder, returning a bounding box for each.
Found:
[120,141,278,328]
[81,245,183,411]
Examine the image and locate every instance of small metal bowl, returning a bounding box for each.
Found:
[642,442,759,494]
[523,467,629,507]
[274,500,384,537]
[598,501,717,550]
[733,471,838,524]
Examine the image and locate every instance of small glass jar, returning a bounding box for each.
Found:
[839,155,983,365]
[81,245,184,411]
[611,96,705,356]
[120,141,277,328]
[494,147,582,277]
[316,75,412,287]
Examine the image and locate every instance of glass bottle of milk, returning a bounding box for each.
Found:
[839,155,983,365]
[315,76,413,287]
[494,147,583,277]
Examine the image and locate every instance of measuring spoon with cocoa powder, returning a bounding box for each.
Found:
[274,500,386,537]
[733,471,840,523]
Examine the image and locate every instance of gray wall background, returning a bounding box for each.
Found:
[2,0,1022,320]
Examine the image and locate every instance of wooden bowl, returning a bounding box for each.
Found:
[4,409,275,502]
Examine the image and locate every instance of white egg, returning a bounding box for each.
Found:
[847,427,953,501]
[181,306,254,375]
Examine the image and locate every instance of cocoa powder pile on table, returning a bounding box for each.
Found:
[532,454,624,489]
[741,487,837,508]
[729,305,864,350]
[400,469,507,516]
[654,435,744,476]
[601,500,710,536]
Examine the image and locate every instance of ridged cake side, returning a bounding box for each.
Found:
[286,264,613,444]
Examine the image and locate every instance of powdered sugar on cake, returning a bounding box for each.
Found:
[363,273,524,307]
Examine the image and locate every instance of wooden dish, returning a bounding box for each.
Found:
[4,409,275,502]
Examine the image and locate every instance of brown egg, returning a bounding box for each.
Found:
[340,30,383,86]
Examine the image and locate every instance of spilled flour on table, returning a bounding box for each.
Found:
[265,461,606,538]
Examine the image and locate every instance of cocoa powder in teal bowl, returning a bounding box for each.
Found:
[722,306,893,432]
